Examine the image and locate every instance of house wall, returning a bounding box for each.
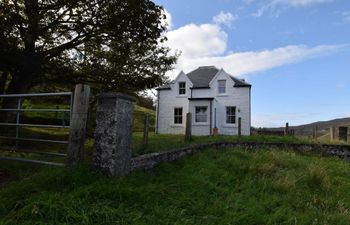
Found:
[192,70,251,135]
[189,100,211,136]
[157,70,251,136]
[156,72,191,134]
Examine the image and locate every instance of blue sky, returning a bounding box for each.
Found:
[154,0,350,127]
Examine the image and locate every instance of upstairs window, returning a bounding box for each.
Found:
[179,82,186,95]
[195,106,208,123]
[218,80,226,94]
[174,107,183,124]
[226,106,236,124]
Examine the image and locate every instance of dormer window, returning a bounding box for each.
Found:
[179,82,186,95]
[218,80,226,94]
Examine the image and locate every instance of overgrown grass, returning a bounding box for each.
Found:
[132,132,313,155]
[1,148,350,224]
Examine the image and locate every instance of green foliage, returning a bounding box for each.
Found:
[0,0,176,97]
[2,149,350,224]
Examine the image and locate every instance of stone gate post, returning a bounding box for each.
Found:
[93,93,135,176]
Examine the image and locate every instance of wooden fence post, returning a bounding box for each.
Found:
[67,84,90,167]
[313,125,318,139]
[143,114,149,145]
[238,117,242,137]
[185,113,192,141]
[284,122,289,136]
[330,126,335,141]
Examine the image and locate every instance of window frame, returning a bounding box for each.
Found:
[195,106,208,123]
[178,82,186,95]
[226,106,236,124]
[174,107,183,124]
[218,80,226,94]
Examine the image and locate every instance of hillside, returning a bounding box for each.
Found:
[133,105,156,132]
[1,148,350,224]
[267,117,350,137]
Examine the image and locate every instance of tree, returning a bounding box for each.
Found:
[0,0,176,108]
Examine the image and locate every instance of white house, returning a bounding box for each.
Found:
[155,66,252,136]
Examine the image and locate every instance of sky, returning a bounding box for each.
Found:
[154,0,350,128]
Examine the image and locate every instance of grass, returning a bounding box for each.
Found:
[131,132,312,155]
[1,147,350,224]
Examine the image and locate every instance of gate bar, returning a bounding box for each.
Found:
[0,109,70,112]
[0,123,70,129]
[0,92,72,98]
[0,136,69,144]
[0,146,67,157]
[0,156,65,166]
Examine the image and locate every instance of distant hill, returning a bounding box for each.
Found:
[267,117,350,137]
[133,105,156,132]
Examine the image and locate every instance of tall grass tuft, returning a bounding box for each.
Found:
[307,163,330,191]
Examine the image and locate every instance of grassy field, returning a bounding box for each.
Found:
[1,147,350,224]
[2,102,350,224]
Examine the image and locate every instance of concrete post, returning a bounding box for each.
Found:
[67,84,90,167]
[238,117,242,137]
[93,93,135,176]
[185,113,192,141]
[143,114,149,145]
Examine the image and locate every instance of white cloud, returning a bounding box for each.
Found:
[213,11,237,27]
[166,23,227,58]
[253,0,334,17]
[273,0,333,7]
[166,8,348,78]
[163,9,346,82]
[175,44,344,78]
[165,20,345,78]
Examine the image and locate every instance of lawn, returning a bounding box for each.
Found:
[1,147,350,224]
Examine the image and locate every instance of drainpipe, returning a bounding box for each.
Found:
[156,90,160,134]
[210,99,213,135]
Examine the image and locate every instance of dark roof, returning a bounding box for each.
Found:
[156,82,172,90]
[156,66,251,90]
[187,66,219,88]
[230,76,251,87]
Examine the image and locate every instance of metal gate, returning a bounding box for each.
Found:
[0,92,73,166]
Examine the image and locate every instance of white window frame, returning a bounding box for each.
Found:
[226,106,236,124]
[218,80,226,94]
[178,82,186,95]
[195,106,208,123]
[174,107,183,124]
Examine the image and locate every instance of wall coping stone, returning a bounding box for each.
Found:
[98,93,136,102]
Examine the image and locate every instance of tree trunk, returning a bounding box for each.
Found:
[1,71,34,122]
[0,71,9,94]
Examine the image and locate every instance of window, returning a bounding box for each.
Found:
[179,82,186,95]
[226,106,236,124]
[195,106,208,123]
[218,80,226,94]
[174,108,183,124]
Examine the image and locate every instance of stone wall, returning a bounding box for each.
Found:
[131,142,350,171]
